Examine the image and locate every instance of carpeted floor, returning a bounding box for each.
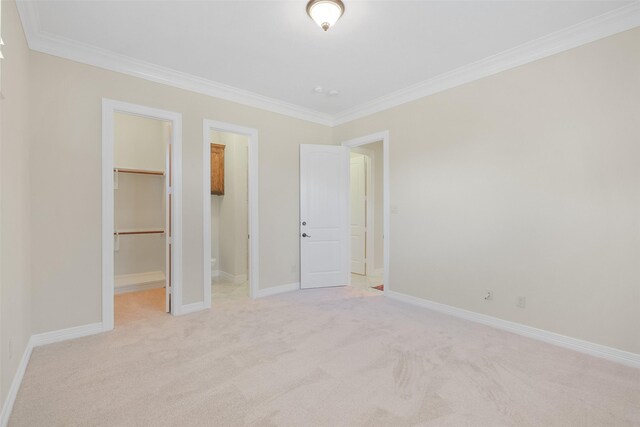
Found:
[9,285,640,426]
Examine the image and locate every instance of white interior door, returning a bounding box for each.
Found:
[300,144,350,289]
[350,153,366,275]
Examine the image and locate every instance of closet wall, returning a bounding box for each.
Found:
[114,113,169,289]
[210,130,248,283]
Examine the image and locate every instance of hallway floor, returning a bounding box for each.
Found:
[350,273,383,294]
[212,275,249,300]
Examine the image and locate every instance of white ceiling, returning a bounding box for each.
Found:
[20,0,639,124]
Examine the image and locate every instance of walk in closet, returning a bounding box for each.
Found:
[113,112,172,313]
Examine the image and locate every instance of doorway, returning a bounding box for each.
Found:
[343,132,390,294]
[202,120,259,304]
[349,144,384,292]
[298,133,390,293]
[102,99,183,331]
[209,130,249,300]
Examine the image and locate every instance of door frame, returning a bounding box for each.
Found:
[102,99,184,331]
[350,148,375,276]
[342,131,390,294]
[202,119,259,303]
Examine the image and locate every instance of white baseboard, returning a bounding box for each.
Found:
[218,271,247,284]
[31,322,105,347]
[255,282,300,298]
[177,301,207,316]
[115,282,165,294]
[1,322,104,426]
[115,271,165,294]
[0,337,33,427]
[386,290,640,369]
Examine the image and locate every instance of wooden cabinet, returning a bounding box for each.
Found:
[210,143,225,195]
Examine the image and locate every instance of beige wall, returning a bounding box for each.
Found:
[210,131,248,279]
[334,28,640,354]
[0,0,32,405]
[113,113,169,278]
[2,0,638,388]
[114,112,169,172]
[28,42,332,334]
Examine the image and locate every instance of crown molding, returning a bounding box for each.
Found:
[332,1,640,126]
[14,0,39,43]
[16,1,640,128]
[15,1,334,127]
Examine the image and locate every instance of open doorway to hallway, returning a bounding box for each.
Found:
[349,140,384,294]
[209,130,249,301]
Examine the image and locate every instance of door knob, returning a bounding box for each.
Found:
[302,233,311,238]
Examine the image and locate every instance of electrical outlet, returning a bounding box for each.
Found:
[484,290,493,301]
[517,296,526,308]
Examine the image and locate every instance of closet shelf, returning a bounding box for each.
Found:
[114,168,165,176]
[114,229,165,236]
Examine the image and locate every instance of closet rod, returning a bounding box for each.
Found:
[114,168,165,176]
[114,230,165,235]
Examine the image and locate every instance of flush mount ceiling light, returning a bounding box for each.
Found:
[306,0,345,32]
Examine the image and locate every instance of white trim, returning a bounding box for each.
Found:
[101,100,115,330]
[178,302,206,315]
[13,0,39,44]
[14,1,332,127]
[203,120,259,304]
[16,1,640,127]
[254,282,300,298]
[31,323,104,347]
[386,291,640,369]
[218,271,248,285]
[102,99,183,326]
[203,128,211,307]
[115,271,165,288]
[0,323,105,426]
[0,338,32,427]
[342,131,390,296]
[115,282,165,295]
[332,2,640,125]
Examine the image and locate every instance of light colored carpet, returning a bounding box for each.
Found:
[9,285,640,426]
